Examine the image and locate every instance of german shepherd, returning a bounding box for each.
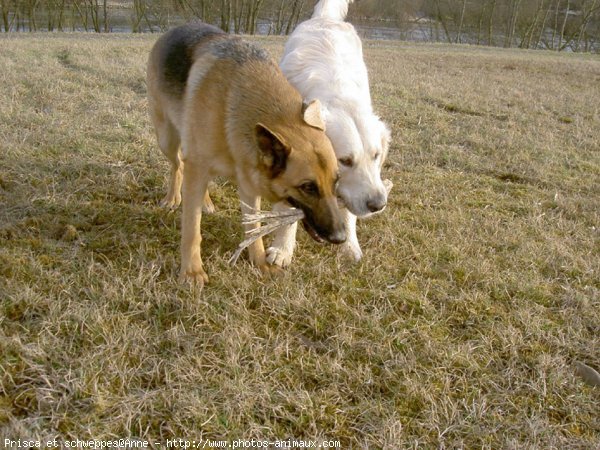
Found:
[147,23,346,285]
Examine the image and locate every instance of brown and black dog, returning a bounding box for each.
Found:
[146,23,346,285]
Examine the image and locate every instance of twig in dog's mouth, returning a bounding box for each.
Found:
[229,206,305,265]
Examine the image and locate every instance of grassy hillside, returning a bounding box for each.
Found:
[0,33,599,448]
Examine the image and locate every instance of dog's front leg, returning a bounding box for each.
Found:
[266,202,298,268]
[341,209,362,262]
[179,160,210,286]
[240,193,284,276]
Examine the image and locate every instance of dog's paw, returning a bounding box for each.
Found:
[341,240,363,263]
[160,194,181,210]
[258,261,285,278]
[179,266,209,287]
[266,246,293,268]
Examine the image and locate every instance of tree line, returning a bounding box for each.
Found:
[0,0,309,34]
[350,0,600,52]
[1,0,599,52]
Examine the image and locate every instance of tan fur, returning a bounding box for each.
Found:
[147,24,345,286]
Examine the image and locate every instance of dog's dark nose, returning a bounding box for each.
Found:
[366,194,387,213]
[328,229,346,244]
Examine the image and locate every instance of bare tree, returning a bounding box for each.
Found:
[535,0,554,48]
[576,0,600,50]
[455,0,467,43]
[25,0,41,31]
[1,0,10,31]
[274,0,286,34]
[487,0,498,45]
[220,0,231,31]
[433,0,453,43]
[558,0,571,48]
[475,1,487,44]
[284,0,304,35]
[551,0,561,48]
[504,0,523,47]
[132,0,151,32]
[519,0,547,49]
[249,0,265,34]
[228,0,264,34]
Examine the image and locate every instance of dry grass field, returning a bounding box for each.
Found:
[1,32,599,448]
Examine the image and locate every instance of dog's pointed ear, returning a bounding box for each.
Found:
[379,121,391,169]
[302,99,326,131]
[255,124,291,178]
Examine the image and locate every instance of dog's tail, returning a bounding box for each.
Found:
[312,0,354,21]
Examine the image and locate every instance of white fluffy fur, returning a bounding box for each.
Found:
[266,0,391,266]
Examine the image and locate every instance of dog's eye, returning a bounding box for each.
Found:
[339,157,353,167]
[299,181,319,196]
[373,152,381,161]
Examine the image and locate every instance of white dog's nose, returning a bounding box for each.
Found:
[366,193,386,213]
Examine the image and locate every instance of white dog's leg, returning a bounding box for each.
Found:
[341,209,362,262]
[266,202,298,268]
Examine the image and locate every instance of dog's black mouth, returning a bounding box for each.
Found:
[286,197,326,244]
[301,218,325,243]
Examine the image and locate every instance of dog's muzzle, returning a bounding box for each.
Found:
[301,212,346,245]
[339,179,393,217]
[289,197,346,244]
[366,193,387,213]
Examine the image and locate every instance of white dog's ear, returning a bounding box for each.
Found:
[302,99,326,131]
[379,120,391,169]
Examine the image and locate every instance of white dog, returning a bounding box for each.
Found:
[266,0,391,267]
